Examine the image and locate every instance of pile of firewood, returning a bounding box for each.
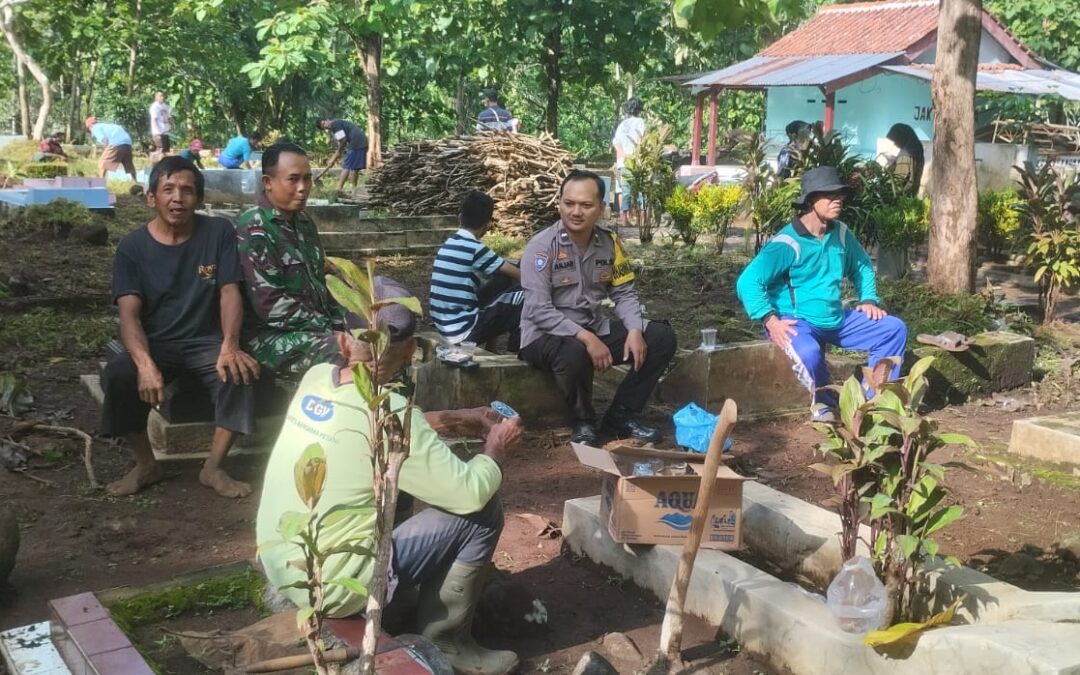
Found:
[367,132,576,237]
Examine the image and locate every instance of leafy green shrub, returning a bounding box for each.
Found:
[878,279,997,343]
[693,183,743,253]
[624,126,676,244]
[19,163,69,179]
[871,196,928,251]
[977,189,1022,256]
[0,198,93,237]
[665,185,698,246]
[754,179,800,240]
[813,358,972,625]
[1015,161,1080,323]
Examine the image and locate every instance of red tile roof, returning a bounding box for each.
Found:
[759,1,939,57]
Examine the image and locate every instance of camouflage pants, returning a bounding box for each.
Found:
[249,329,345,375]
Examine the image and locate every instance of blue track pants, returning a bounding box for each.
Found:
[778,310,908,412]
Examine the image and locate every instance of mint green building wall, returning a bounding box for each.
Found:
[764,73,933,158]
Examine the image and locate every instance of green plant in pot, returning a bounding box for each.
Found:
[812,357,972,626]
[870,196,929,279]
[977,189,1022,258]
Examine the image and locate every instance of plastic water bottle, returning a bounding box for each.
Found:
[826,556,887,634]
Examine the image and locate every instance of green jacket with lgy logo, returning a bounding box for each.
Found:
[235,206,346,374]
[736,218,880,331]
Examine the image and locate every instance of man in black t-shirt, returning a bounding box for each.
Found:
[315,118,368,195]
[100,156,260,498]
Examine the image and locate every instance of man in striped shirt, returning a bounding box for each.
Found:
[430,192,523,350]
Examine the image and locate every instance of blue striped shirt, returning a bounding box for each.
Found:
[430,229,505,343]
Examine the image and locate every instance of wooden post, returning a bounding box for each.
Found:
[706,91,719,166]
[823,90,836,132]
[657,400,738,661]
[690,92,704,166]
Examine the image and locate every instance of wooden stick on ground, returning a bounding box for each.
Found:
[28,424,99,489]
[657,399,738,662]
[244,647,361,673]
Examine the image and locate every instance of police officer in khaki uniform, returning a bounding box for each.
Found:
[519,170,677,445]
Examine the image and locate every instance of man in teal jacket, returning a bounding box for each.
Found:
[736,166,907,418]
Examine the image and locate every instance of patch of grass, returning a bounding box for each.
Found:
[0,308,115,361]
[483,233,525,259]
[878,279,998,346]
[0,198,93,237]
[108,569,266,631]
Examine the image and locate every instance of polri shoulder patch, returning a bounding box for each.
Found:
[534,252,549,272]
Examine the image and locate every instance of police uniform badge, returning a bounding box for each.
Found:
[535,252,549,272]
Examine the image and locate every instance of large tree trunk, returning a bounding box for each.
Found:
[454,77,468,135]
[1,2,51,140]
[14,53,28,138]
[927,0,982,293]
[542,13,561,137]
[359,32,383,169]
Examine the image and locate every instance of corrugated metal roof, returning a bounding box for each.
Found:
[883,65,1080,100]
[685,53,903,89]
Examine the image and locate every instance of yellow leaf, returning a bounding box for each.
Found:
[863,595,964,647]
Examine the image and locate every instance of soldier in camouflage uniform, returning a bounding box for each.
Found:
[236,142,347,374]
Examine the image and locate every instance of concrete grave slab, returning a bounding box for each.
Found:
[739,481,1080,626]
[563,496,1080,675]
[412,354,570,426]
[1009,411,1080,465]
[657,343,862,420]
[80,374,281,460]
[913,331,1035,402]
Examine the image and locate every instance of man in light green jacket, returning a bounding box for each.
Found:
[256,277,521,675]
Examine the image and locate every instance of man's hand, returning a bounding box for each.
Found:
[580,332,613,372]
[137,364,166,407]
[765,315,799,350]
[623,329,648,371]
[857,303,887,321]
[483,416,523,465]
[216,346,261,384]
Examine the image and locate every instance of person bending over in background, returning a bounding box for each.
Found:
[85,116,138,182]
[314,118,369,194]
[178,138,205,169]
[219,131,263,169]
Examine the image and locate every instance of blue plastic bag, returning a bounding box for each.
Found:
[673,402,733,454]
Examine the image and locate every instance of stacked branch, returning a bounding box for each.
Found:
[368,132,575,237]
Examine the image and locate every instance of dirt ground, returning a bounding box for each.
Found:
[2,199,1079,674]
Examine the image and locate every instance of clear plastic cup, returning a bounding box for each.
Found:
[700,328,718,351]
[459,341,477,357]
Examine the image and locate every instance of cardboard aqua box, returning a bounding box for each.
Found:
[571,443,751,550]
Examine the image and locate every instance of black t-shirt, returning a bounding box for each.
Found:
[112,215,243,342]
[330,119,368,151]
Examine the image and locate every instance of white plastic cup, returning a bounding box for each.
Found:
[700,328,718,351]
[459,341,478,357]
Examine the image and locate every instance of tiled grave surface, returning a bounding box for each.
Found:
[48,593,153,675]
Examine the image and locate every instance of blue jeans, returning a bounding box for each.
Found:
[777,310,908,411]
[389,495,503,592]
[219,155,243,169]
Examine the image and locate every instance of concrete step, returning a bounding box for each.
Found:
[1009,411,1080,465]
[306,206,457,233]
[319,228,457,253]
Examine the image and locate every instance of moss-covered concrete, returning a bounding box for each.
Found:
[912,331,1035,403]
[412,354,571,427]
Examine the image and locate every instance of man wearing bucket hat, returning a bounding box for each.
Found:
[736,165,908,420]
[257,276,522,675]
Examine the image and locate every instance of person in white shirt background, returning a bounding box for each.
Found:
[149,91,173,159]
[611,97,646,227]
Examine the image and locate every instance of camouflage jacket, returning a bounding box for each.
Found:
[235,206,345,349]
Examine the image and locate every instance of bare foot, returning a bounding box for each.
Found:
[199,467,252,498]
[106,463,165,496]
